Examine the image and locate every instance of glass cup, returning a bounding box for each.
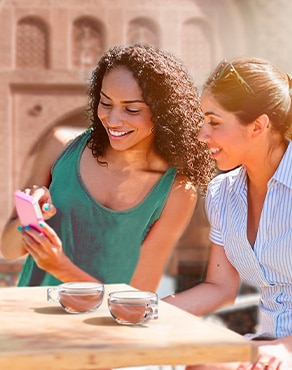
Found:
[108,290,158,325]
[47,282,104,314]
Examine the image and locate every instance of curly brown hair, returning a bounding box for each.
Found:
[86,43,215,192]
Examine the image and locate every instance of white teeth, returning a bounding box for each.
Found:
[210,148,221,154]
[108,129,129,137]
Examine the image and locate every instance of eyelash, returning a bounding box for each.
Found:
[100,101,111,108]
[208,120,219,127]
[99,101,140,114]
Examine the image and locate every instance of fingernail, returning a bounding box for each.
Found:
[39,222,45,228]
[24,225,30,231]
[17,225,23,232]
[43,203,51,211]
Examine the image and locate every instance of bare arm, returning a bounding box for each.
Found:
[0,127,81,260]
[130,177,198,292]
[163,242,241,316]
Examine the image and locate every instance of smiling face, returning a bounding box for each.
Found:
[198,91,253,171]
[97,66,154,153]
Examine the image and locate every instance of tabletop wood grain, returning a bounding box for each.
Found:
[0,284,256,369]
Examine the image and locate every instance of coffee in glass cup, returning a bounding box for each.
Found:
[47,282,104,314]
[108,290,158,325]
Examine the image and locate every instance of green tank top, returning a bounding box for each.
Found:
[18,129,177,286]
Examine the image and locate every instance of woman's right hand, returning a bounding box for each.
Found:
[23,185,57,220]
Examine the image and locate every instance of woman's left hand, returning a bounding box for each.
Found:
[237,339,292,369]
[21,221,66,274]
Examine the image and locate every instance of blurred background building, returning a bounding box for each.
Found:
[0,0,291,291]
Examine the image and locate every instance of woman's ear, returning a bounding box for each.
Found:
[251,114,270,137]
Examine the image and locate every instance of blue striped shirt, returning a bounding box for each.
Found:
[206,140,292,338]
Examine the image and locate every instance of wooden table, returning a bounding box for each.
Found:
[0,284,255,369]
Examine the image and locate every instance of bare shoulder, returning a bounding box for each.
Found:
[163,173,198,217]
[53,126,85,145]
[155,174,198,241]
[171,174,198,203]
[40,126,85,160]
[21,126,86,188]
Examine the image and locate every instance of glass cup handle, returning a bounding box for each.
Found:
[47,288,59,302]
[145,304,159,320]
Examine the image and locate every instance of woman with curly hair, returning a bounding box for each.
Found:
[1,43,215,289]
